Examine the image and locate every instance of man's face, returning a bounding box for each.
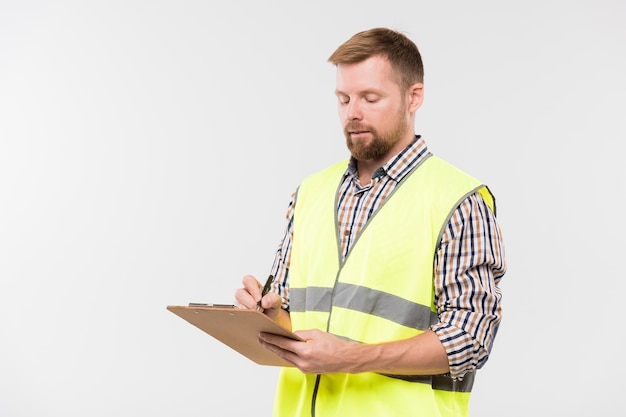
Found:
[335,56,413,163]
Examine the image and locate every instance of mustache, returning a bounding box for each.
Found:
[344,122,371,133]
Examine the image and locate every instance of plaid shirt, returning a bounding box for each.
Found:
[269,136,506,379]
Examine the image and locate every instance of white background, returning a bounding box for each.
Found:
[1,1,624,416]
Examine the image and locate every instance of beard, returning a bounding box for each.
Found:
[344,115,408,161]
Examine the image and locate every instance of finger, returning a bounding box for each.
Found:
[260,292,282,310]
[258,336,298,365]
[242,274,263,300]
[234,287,257,310]
[259,332,298,352]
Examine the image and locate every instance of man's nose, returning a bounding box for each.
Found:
[346,100,362,120]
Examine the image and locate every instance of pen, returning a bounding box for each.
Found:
[257,274,275,311]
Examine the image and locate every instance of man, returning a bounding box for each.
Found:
[235,27,506,416]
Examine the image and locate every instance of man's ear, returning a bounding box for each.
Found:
[408,83,424,112]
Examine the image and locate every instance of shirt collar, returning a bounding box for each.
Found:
[346,135,430,183]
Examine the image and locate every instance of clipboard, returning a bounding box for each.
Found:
[166,304,303,367]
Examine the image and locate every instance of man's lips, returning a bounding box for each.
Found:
[349,130,371,138]
[345,123,372,138]
[347,126,370,133]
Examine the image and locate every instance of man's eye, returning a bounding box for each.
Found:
[365,96,379,103]
[338,96,350,104]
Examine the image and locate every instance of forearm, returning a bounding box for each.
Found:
[347,330,449,376]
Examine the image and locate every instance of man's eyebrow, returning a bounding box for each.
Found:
[334,89,383,96]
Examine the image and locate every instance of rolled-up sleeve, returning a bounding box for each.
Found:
[430,192,506,380]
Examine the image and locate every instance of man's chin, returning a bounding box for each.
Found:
[347,145,372,161]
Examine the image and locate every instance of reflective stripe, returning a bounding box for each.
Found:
[291,283,438,330]
[290,286,332,312]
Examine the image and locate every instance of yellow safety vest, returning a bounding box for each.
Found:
[274,155,495,417]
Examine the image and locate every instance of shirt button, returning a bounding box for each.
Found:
[344,229,350,236]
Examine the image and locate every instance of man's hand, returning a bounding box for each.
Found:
[258,329,359,374]
[234,274,290,327]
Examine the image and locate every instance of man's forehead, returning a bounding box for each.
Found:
[335,58,396,93]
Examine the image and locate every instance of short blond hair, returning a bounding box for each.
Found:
[328,27,424,90]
